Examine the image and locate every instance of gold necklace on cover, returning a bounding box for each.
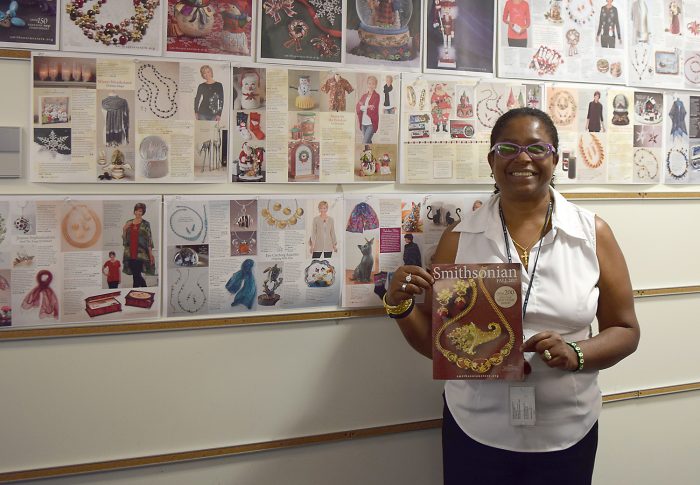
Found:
[434,276,515,374]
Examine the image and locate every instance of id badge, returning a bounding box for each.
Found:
[509,386,536,426]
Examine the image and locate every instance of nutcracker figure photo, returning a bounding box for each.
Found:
[425,0,494,75]
[432,0,458,68]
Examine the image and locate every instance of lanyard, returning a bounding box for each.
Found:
[498,201,553,321]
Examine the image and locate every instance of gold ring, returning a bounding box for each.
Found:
[543,349,552,361]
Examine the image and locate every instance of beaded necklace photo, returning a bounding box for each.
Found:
[261,199,304,229]
[169,204,208,243]
[476,87,503,129]
[65,0,160,47]
[566,0,595,25]
[631,43,651,80]
[633,148,659,181]
[170,269,207,314]
[548,90,577,126]
[137,63,178,119]
[578,133,604,169]
[61,204,102,249]
[666,147,689,180]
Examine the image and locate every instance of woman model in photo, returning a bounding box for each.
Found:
[596,0,621,48]
[502,0,530,48]
[384,108,639,485]
[122,202,155,288]
[356,75,380,144]
[585,91,604,133]
[309,200,337,258]
[194,65,224,122]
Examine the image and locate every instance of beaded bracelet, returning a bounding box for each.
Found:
[382,293,414,320]
[566,341,584,372]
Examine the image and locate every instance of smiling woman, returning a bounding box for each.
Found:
[382,108,640,485]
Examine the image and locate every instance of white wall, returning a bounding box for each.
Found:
[1,56,700,484]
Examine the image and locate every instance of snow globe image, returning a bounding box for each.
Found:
[352,0,415,61]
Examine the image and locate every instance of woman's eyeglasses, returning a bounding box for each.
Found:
[489,142,557,160]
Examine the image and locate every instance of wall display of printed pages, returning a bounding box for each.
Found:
[164,195,343,317]
[342,193,487,308]
[164,0,255,60]
[61,0,164,56]
[400,74,542,184]
[545,84,664,184]
[257,0,344,65]
[0,196,161,329]
[423,0,496,76]
[30,53,230,183]
[0,0,59,50]
[231,65,400,183]
[497,0,628,84]
[345,0,423,71]
[663,91,700,183]
[627,0,700,89]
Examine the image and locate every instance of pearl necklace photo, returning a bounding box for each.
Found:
[137,63,178,119]
[548,90,577,126]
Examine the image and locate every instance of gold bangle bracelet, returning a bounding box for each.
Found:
[382,293,413,315]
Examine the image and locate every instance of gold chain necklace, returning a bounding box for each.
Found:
[509,205,553,268]
[434,276,515,374]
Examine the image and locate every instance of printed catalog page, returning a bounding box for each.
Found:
[498,0,628,84]
[342,193,487,308]
[164,195,343,317]
[31,53,230,183]
[0,196,161,328]
[400,74,542,184]
[231,65,400,183]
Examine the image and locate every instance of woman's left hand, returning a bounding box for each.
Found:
[522,331,577,371]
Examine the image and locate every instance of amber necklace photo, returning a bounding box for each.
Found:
[579,133,605,169]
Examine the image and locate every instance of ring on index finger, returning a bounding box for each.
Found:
[405,273,412,283]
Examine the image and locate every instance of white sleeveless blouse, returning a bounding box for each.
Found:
[444,188,601,452]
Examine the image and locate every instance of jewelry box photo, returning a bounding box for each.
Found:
[125,290,155,309]
[85,291,122,318]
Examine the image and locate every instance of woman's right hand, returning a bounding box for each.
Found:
[386,265,435,306]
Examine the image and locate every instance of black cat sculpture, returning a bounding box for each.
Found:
[351,238,374,283]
